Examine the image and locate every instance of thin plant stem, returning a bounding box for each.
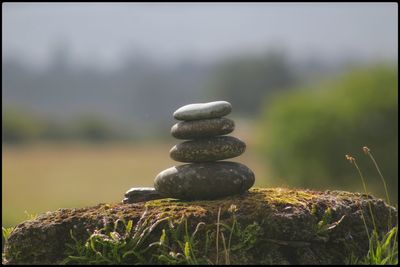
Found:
[367,151,391,205]
[227,219,236,256]
[220,231,229,265]
[216,206,221,265]
[360,205,371,241]
[347,156,377,233]
[364,148,392,230]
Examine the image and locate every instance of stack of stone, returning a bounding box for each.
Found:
[154,101,255,200]
[122,101,255,203]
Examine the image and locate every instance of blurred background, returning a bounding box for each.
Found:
[2,3,398,227]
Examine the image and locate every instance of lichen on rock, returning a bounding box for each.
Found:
[3,188,397,264]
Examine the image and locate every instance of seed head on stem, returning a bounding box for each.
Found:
[362,146,370,154]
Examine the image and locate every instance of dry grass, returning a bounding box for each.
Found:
[2,141,270,227]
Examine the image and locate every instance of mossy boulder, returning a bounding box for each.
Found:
[3,188,397,264]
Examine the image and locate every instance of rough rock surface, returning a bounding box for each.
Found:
[171,117,235,139]
[154,162,255,199]
[169,136,246,162]
[3,188,397,265]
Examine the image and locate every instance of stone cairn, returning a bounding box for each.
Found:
[123,101,255,203]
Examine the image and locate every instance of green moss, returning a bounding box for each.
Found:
[145,188,319,218]
[258,188,317,207]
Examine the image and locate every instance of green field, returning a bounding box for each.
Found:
[2,141,271,227]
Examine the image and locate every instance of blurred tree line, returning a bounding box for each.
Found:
[2,109,134,144]
[258,65,398,200]
[3,47,350,144]
[208,50,296,115]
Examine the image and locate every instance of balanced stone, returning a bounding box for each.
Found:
[122,187,163,203]
[170,136,245,162]
[171,118,235,139]
[173,101,232,121]
[154,162,255,200]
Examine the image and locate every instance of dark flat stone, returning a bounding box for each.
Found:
[171,117,235,139]
[169,136,245,162]
[154,161,255,200]
[122,187,163,203]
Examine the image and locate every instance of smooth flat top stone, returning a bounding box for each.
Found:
[171,117,235,139]
[123,187,163,203]
[173,101,232,121]
[170,136,246,162]
[154,161,255,200]
[124,187,156,196]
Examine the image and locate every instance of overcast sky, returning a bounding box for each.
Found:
[2,3,398,68]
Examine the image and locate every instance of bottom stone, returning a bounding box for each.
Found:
[154,161,255,200]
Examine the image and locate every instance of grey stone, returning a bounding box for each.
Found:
[122,187,163,203]
[171,118,235,139]
[154,162,255,200]
[173,101,232,121]
[170,136,245,162]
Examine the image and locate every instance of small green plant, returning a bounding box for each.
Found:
[61,204,263,265]
[361,226,398,265]
[345,253,360,265]
[216,204,264,264]
[345,146,398,265]
[310,203,318,216]
[2,226,15,264]
[24,211,38,221]
[61,208,169,264]
[151,217,207,265]
[315,207,346,235]
[2,227,14,243]
[149,204,263,265]
[317,207,333,234]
